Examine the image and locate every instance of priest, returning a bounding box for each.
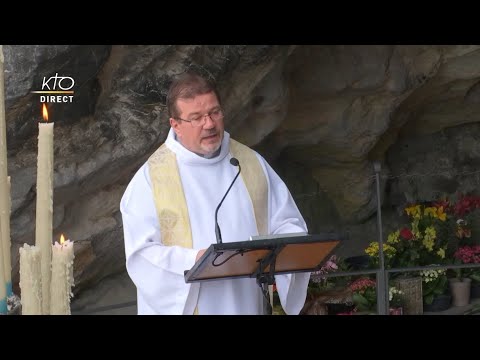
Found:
[120,71,311,315]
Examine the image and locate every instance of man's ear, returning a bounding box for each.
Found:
[170,118,181,138]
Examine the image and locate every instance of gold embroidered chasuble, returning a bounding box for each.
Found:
[148,138,268,250]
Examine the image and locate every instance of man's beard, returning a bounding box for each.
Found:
[201,133,223,157]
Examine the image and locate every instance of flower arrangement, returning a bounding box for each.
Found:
[310,255,338,289]
[420,268,448,305]
[452,245,480,282]
[433,194,480,281]
[349,277,377,313]
[389,286,404,308]
[309,255,351,292]
[435,193,480,249]
[349,277,404,313]
[365,203,450,272]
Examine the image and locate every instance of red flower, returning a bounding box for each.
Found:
[400,227,413,240]
[453,194,480,217]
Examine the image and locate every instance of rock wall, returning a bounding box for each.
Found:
[4,45,480,295]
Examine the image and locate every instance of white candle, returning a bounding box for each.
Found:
[35,103,53,314]
[19,244,43,315]
[0,228,5,314]
[3,176,11,296]
[50,235,74,315]
[0,45,8,313]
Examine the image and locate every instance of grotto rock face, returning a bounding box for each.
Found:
[4,45,480,295]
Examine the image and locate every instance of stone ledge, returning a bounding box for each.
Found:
[424,297,480,315]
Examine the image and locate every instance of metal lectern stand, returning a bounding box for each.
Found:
[184,233,342,314]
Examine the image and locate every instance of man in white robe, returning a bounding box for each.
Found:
[120,72,311,315]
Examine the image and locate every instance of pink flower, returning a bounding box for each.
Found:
[349,277,376,292]
[325,259,338,271]
[454,245,480,264]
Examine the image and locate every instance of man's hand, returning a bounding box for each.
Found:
[196,249,206,262]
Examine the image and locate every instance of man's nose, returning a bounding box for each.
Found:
[203,114,215,128]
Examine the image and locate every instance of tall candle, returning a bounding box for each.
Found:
[0,45,8,313]
[35,103,53,315]
[3,176,11,297]
[19,244,43,315]
[50,234,74,315]
[0,223,5,314]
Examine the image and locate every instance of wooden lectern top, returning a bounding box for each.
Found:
[184,233,341,283]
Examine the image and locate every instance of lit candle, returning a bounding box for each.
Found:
[50,234,74,315]
[35,103,53,314]
[19,244,42,315]
[0,45,9,314]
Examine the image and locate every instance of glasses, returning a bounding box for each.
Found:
[175,108,224,127]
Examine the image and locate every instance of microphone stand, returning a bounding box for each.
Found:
[253,245,284,315]
[215,158,241,244]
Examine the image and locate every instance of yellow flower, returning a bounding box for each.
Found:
[424,206,447,221]
[424,207,437,218]
[405,205,421,219]
[422,226,436,251]
[436,247,446,259]
[436,206,447,221]
[365,242,396,258]
[387,230,400,244]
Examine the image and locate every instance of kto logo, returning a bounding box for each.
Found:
[31,73,75,103]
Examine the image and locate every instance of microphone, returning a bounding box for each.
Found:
[215,157,241,244]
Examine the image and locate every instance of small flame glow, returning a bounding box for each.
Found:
[42,103,48,122]
[60,234,65,245]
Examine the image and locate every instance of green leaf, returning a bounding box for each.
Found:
[423,288,433,296]
[424,293,434,305]
[438,276,448,289]
[352,293,369,306]
[433,287,443,296]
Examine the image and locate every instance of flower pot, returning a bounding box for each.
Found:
[389,307,403,315]
[449,278,471,307]
[470,283,480,299]
[423,294,452,312]
[325,302,355,315]
[345,255,370,270]
[392,277,423,315]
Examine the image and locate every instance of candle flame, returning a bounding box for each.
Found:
[60,234,65,245]
[42,103,49,122]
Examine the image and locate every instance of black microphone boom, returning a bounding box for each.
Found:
[215,157,241,244]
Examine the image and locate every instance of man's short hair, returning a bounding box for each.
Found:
[167,72,221,119]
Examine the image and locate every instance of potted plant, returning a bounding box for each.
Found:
[349,277,377,314]
[308,255,344,294]
[365,203,451,271]
[302,255,353,315]
[388,286,405,315]
[348,277,405,315]
[468,266,480,299]
[420,268,451,312]
[447,245,480,306]
[364,202,451,314]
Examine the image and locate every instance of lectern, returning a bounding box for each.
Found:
[184,233,341,314]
